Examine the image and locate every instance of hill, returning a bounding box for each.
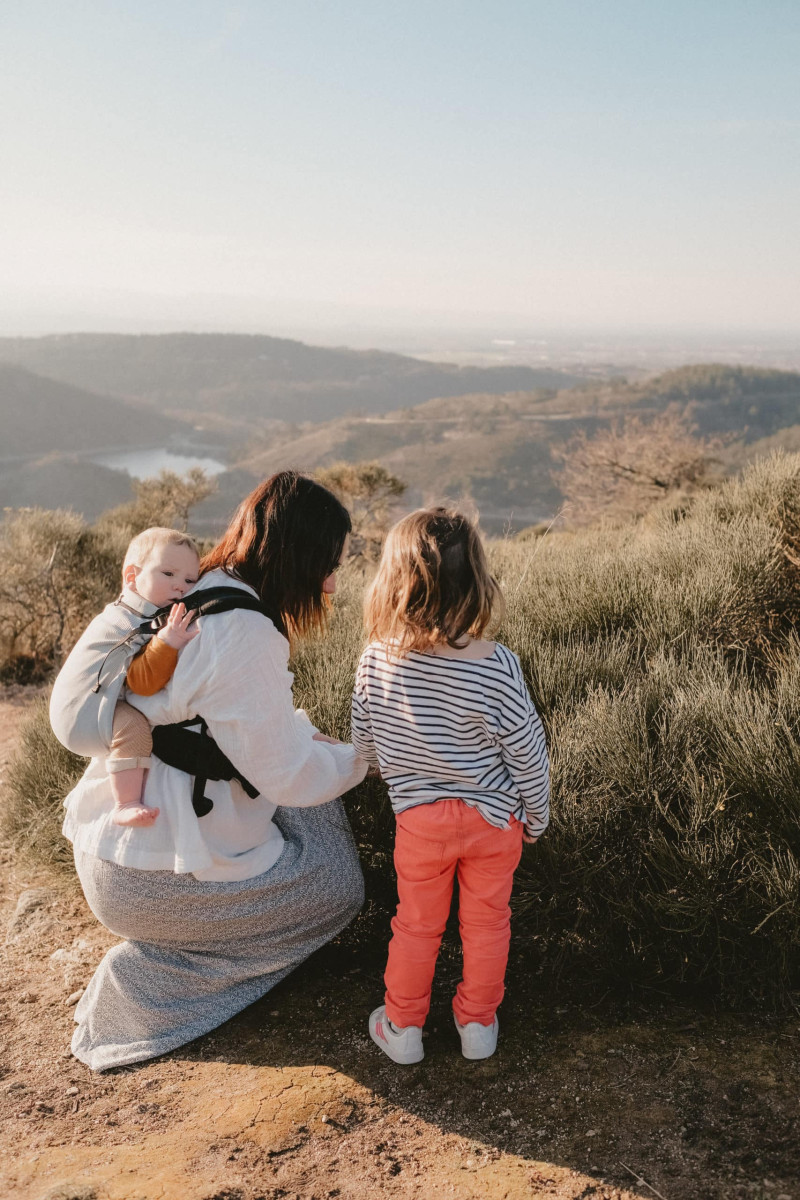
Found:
[0,456,134,520]
[0,363,185,459]
[615,363,800,438]
[235,364,800,529]
[3,351,798,533]
[0,332,583,424]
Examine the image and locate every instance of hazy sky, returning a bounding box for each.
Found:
[2,1,799,335]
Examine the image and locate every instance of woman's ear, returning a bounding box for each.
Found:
[123,563,139,590]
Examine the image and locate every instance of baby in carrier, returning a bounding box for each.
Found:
[50,527,201,827]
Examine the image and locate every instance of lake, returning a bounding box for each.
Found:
[91,448,227,479]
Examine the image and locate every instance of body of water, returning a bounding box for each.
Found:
[91,448,227,479]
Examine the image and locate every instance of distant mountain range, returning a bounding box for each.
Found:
[0,332,582,426]
[1,332,799,532]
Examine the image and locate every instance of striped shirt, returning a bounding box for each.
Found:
[351,641,550,836]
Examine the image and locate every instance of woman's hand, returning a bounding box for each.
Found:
[312,731,346,745]
[158,603,200,650]
[313,735,381,779]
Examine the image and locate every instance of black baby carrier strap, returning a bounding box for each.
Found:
[147,586,268,818]
[148,585,268,630]
[151,717,259,818]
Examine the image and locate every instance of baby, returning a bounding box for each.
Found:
[108,528,201,826]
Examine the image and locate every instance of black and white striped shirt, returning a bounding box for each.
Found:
[351,641,550,836]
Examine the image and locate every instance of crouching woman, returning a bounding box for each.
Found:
[56,472,368,1070]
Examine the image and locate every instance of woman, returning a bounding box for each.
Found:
[58,472,368,1070]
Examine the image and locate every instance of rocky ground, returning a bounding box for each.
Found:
[1,689,798,1200]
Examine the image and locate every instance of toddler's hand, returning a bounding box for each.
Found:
[313,731,346,745]
[157,603,200,650]
[522,829,539,845]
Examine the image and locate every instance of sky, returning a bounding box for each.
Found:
[1,1,799,337]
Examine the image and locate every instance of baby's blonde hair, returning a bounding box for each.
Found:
[122,527,200,580]
[365,507,504,656]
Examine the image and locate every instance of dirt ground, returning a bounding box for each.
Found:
[1,690,798,1200]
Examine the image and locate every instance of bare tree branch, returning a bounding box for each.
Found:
[554,409,724,524]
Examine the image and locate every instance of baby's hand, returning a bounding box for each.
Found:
[522,829,539,845]
[157,602,200,650]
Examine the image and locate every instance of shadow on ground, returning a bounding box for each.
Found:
[2,874,798,1200]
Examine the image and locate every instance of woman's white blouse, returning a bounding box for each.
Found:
[62,573,368,882]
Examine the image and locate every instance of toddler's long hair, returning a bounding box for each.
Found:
[365,507,503,655]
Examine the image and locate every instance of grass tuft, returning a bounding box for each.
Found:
[3,696,86,873]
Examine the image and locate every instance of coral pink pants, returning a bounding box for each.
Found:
[384,798,524,1029]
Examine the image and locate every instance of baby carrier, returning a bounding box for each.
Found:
[49,586,268,817]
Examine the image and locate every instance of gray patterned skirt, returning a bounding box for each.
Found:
[72,800,364,1071]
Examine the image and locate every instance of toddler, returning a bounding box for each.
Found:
[351,508,550,1063]
[108,528,201,826]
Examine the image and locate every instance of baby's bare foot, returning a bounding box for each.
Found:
[112,805,160,827]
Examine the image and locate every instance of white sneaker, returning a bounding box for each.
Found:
[369,1006,424,1064]
[454,1013,499,1060]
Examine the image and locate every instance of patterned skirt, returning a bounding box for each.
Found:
[71,800,363,1071]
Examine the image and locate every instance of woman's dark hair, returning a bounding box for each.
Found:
[200,471,351,638]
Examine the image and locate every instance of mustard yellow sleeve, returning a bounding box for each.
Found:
[126,638,179,697]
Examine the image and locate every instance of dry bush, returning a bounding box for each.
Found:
[3,696,86,872]
[0,469,218,678]
[520,646,800,1000]
[554,409,723,525]
[95,467,218,539]
[315,462,406,560]
[495,452,800,659]
[0,509,125,677]
[290,564,398,884]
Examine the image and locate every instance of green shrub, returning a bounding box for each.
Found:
[518,645,799,1000]
[290,565,397,878]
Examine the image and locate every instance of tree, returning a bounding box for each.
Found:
[96,467,218,538]
[0,508,123,675]
[315,462,407,559]
[0,468,219,678]
[554,410,722,525]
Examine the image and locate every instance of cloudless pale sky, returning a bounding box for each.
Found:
[1,1,799,334]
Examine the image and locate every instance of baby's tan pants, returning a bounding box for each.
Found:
[107,700,153,772]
